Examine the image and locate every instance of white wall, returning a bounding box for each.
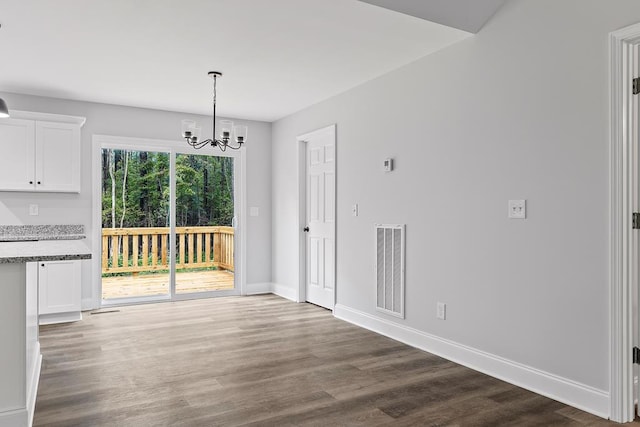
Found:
[272,0,640,409]
[0,92,272,305]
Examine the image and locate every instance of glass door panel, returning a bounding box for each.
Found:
[101,149,170,300]
[175,153,235,294]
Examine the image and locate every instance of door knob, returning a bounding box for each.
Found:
[303,227,309,232]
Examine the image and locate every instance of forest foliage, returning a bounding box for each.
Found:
[102,149,234,228]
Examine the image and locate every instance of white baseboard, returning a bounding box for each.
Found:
[39,311,82,325]
[272,283,298,302]
[334,304,610,420]
[245,282,272,295]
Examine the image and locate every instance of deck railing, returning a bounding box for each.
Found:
[102,226,234,274]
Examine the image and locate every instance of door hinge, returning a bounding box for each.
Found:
[633,213,640,229]
[634,77,640,95]
[634,347,640,364]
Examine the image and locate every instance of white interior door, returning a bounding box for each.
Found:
[305,126,336,310]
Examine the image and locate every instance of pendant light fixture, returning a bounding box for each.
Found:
[181,71,247,151]
[0,98,9,118]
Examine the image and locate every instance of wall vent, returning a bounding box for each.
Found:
[375,224,405,318]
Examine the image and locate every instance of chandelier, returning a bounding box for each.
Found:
[181,71,247,151]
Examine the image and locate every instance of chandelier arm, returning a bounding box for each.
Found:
[185,137,212,150]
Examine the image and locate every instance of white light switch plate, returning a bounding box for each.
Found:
[29,204,39,216]
[249,207,259,217]
[508,200,526,219]
[437,302,446,320]
[352,203,358,217]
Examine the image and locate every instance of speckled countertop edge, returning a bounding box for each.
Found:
[0,225,85,241]
[0,239,92,264]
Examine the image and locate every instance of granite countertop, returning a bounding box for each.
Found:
[0,225,86,242]
[0,225,91,263]
[0,240,92,263]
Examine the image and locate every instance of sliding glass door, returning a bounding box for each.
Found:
[101,149,171,300]
[175,153,235,295]
[99,144,238,304]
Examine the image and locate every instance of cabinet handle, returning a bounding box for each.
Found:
[37,181,41,185]
[29,181,33,184]
[41,263,45,267]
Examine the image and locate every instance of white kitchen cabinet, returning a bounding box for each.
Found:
[0,111,85,193]
[38,259,82,325]
[0,118,36,191]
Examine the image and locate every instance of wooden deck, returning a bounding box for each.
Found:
[102,270,234,299]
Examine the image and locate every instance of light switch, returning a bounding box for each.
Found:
[352,203,358,217]
[29,204,39,216]
[508,200,526,219]
[437,302,446,320]
[249,207,259,217]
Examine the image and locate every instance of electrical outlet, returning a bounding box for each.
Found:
[508,200,526,219]
[437,302,446,320]
[29,204,39,216]
[352,203,358,217]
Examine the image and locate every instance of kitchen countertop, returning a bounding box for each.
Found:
[0,225,91,263]
[0,224,85,241]
[0,239,92,263]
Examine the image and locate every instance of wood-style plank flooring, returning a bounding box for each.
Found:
[35,295,618,426]
[102,270,234,299]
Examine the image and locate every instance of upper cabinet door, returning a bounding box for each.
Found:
[35,121,81,193]
[0,118,36,191]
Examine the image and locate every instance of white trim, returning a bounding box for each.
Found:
[272,283,298,302]
[297,137,307,303]
[9,110,86,127]
[334,304,610,419]
[39,312,82,325]
[609,22,640,423]
[245,282,272,295]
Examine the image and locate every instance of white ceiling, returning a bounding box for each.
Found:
[0,0,473,122]
[358,0,506,33]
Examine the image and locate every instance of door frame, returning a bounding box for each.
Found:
[609,22,640,423]
[91,134,246,307]
[296,124,336,306]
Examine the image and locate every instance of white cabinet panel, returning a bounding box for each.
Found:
[0,118,35,191]
[38,260,81,317]
[35,122,81,192]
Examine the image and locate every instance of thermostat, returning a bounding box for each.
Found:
[383,158,394,172]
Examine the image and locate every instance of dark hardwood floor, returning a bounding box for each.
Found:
[34,295,618,426]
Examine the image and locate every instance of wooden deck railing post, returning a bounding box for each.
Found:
[214,230,222,266]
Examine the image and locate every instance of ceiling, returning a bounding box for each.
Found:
[0,0,480,122]
[358,0,506,33]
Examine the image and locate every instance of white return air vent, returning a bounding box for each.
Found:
[375,224,405,318]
